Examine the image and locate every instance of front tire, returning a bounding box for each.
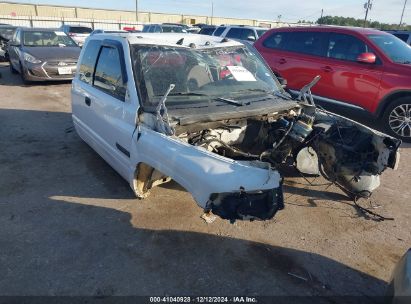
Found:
[9,61,18,74]
[19,62,30,85]
[382,97,411,143]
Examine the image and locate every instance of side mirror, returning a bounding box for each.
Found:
[246,35,256,42]
[357,52,376,64]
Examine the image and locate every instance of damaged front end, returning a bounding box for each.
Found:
[130,41,401,222]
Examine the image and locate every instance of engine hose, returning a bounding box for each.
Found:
[197,138,260,159]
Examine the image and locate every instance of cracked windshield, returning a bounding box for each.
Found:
[132,45,282,108]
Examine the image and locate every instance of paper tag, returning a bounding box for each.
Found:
[55,31,66,36]
[227,66,256,82]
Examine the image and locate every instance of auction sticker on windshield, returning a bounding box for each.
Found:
[227,66,256,82]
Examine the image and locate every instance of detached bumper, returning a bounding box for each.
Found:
[24,61,77,81]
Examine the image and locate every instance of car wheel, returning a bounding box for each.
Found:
[9,61,18,74]
[19,62,30,84]
[382,97,411,143]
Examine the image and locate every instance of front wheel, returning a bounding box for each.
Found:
[9,61,18,74]
[382,97,411,143]
[19,62,30,85]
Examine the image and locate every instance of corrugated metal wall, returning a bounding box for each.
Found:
[0,2,295,29]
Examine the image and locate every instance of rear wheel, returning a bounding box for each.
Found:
[9,61,18,74]
[382,97,411,143]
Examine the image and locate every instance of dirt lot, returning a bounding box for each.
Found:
[0,62,410,302]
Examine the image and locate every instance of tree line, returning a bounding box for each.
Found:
[298,15,411,31]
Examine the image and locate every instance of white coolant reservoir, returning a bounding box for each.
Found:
[296,147,320,176]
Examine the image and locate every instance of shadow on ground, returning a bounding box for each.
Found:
[0,107,390,303]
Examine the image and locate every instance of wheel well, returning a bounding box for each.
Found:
[376,91,411,118]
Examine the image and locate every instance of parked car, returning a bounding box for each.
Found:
[214,25,268,43]
[0,25,17,61]
[142,24,186,33]
[388,249,411,303]
[198,25,217,35]
[386,30,411,45]
[59,25,92,46]
[71,33,400,222]
[90,29,127,36]
[8,28,81,82]
[255,26,411,142]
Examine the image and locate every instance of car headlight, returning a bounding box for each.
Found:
[23,53,42,64]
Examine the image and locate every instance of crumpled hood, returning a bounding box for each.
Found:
[22,46,81,61]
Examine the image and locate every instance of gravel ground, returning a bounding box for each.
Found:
[0,62,410,302]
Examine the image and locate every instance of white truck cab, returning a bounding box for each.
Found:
[72,33,400,222]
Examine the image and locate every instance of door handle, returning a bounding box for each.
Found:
[278,58,287,64]
[85,96,91,106]
[322,66,333,72]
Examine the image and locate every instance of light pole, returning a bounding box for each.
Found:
[211,1,214,25]
[400,0,408,28]
[135,0,139,24]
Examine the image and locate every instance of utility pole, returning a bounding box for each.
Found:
[320,9,324,19]
[400,0,408,28]
[211,1,214,25]
[135,0,139,24]
[364,0,372,27]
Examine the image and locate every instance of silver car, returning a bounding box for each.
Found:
[8,28,81,82]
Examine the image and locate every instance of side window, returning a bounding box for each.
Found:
[285,32,328,57]
[262,32,289,50]
[213,27,226,36]
[93,46,127,101]
[226,28,255,41]
[78,40,102,85]
[328,33,369,61]
[226,28,241,39]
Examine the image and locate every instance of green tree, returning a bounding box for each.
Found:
[316,15,411,31]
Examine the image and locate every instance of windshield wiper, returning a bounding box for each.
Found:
[168,92,209,97]
[213,97,245,106]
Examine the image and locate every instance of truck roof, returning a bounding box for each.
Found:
[93,33,243,49]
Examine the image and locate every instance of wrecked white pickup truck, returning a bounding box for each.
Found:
[72,33,401,222]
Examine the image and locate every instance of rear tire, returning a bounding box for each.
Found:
[382,97,411,143]
[9,61,18,74]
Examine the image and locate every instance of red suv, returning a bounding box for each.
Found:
[255,26,411,142]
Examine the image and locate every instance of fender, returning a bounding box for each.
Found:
[129,126,283,221]
[375,89,411,117]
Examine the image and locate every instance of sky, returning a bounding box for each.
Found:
[6,0,411,24]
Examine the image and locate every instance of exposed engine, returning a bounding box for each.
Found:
[175,104,401,199]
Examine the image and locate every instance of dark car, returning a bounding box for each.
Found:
[0,25,17,60]
[8,28,81,82]
[255,26,411,142]
[386,30,411,45]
